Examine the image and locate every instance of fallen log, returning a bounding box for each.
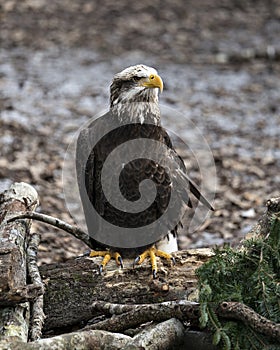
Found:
[40,249,213,332]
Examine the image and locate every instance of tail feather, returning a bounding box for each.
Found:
[189,178,215,211]
[177,168,214,211]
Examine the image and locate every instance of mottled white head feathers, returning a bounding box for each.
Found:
[113,64,159,82]
[109,65,163,123]
[110,65,163,105]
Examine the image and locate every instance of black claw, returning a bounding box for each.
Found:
[82,250,91,257]
[152,269,157,279]
[133,256,140,268]
[118,256,124,269]
[99,265,103,274]
[171,257,176,265]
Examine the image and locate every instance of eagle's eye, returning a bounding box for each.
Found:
[150,74,155,80]
[132,76,142,82]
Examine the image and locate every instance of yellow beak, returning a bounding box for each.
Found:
[142,74,163,93]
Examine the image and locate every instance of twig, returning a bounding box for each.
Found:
[84,300,200,332]
[26,232,45,341]
[217,302,280,341]
[7,212,91,247]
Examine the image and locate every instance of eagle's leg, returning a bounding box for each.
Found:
[89,250,123,273]
[134,247,175,279]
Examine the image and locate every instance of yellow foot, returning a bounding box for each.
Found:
[89,250,123,273]
[134,247,175,279]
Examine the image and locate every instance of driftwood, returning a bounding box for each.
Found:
[0,183,279,350]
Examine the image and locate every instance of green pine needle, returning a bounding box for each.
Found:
[197,215,280,349]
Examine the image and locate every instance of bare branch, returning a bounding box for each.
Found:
[26,232,45,341]
[217,301,280,341]
[84,300,200,333]
[7,212,91,247]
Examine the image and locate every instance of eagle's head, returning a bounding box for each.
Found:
[110,65,163,120]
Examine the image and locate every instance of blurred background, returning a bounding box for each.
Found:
[0,0,279,264]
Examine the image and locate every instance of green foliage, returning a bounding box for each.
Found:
[197,215,280,350]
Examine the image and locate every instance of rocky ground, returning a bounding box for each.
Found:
[0,0,280,265]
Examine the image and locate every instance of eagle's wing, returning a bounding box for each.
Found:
[76,123,95,236]
[76,113,111,242]
[76,127,90,201]
[162,129,214,211]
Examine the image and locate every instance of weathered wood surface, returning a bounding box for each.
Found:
[40,248,213,332]
[0,183,39,342]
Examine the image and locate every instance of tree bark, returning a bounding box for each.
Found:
[40,248,213,333]
[0,183,39,342]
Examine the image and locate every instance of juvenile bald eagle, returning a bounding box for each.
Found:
[76,65,213,278]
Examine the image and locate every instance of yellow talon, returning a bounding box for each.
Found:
[136,249,149,264]
[149,248,157,273]
[134,247,174,279]
[101,252,112,268]
[89,250,108,258]
[89,250,123,272]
